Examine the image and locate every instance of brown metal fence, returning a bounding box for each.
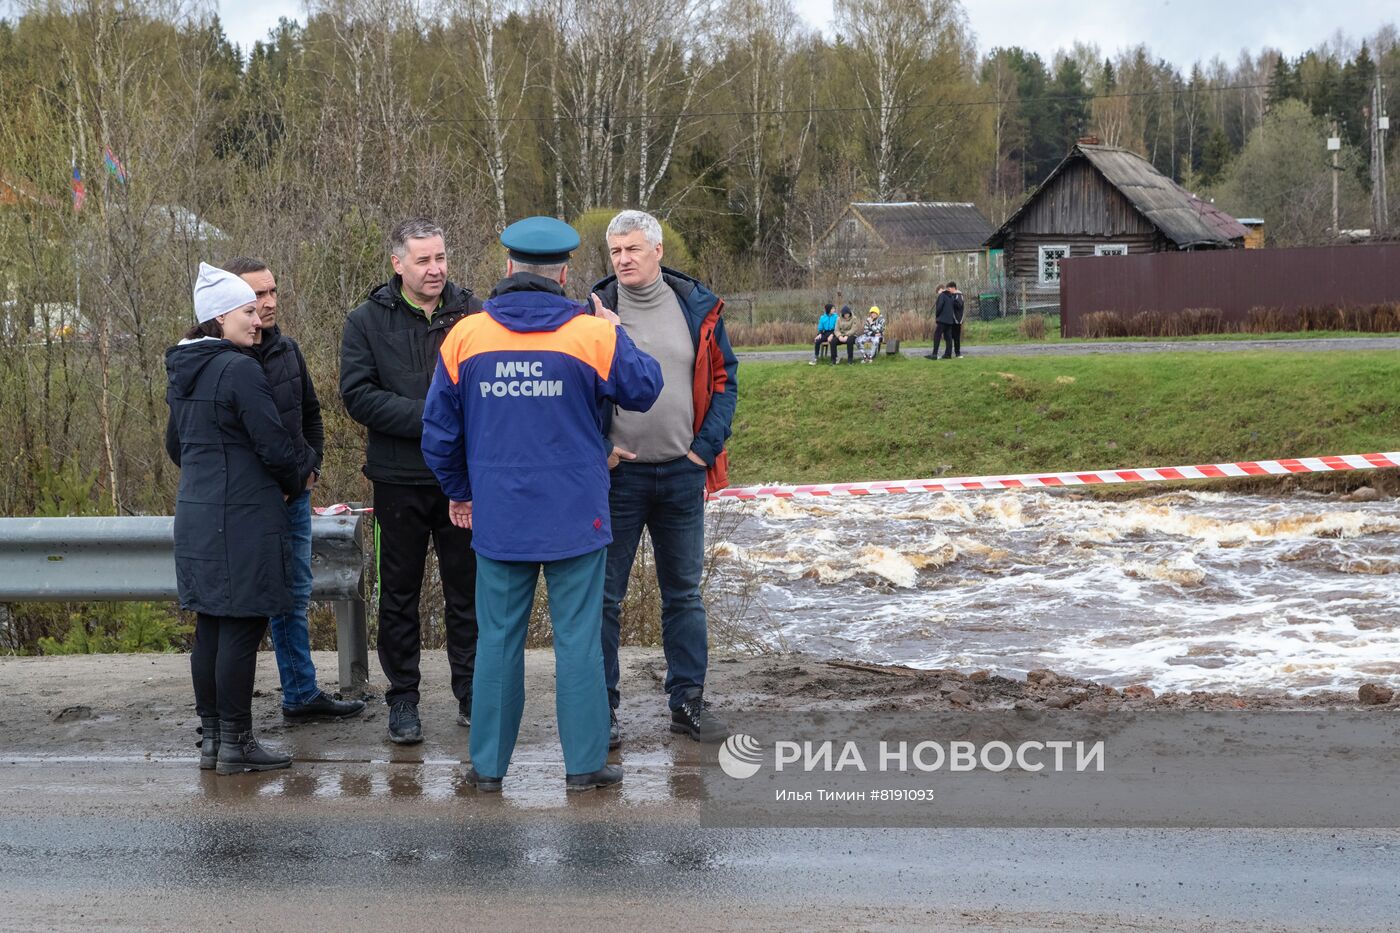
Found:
[1059,243,1400,337]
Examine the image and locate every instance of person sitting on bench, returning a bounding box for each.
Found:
[831,306,859,364]
[810,303,837,365]
[856,306,885,362]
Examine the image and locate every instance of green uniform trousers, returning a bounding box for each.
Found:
[469,547,609,778]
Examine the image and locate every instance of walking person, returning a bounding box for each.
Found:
[810,303,837,365]
[166,263,316,774]
[340,218,482,745]
[591,209,739,748]
[831,306,859,364]
[935,281,965,359]
[228,258,365,724]
[422,216,662,791]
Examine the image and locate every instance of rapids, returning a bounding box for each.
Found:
[708,490,1400,694]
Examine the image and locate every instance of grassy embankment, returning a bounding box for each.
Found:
[732,314,1400,351]
[726,350,1400,489]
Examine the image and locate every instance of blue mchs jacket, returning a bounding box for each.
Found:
[422,274,663,562]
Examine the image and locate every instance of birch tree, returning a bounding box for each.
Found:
[834,0,966,200]
[446,0,535,228]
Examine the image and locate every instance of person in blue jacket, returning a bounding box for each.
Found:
[811,303,838,364]
[422,216,662,792]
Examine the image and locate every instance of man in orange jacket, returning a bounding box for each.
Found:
[591,209,739,749]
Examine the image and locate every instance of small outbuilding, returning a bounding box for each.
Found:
[815,201,995,280]
[985,139,1247,299]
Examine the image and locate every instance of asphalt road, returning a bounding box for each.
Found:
[3,759,1399,932]
[739,335,1400,362]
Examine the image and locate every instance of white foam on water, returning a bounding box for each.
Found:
[1094,504,1400,545]
[711,490,1400,694]
[1117,553,1208,587]
[1044,608,1400,693]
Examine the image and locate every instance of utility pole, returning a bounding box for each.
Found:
[1372,73,1389,237]
[1328,121,1341,237]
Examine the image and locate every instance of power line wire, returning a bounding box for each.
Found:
[417,72,1400,128]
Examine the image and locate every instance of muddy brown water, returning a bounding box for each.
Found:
[709,490,1400,694]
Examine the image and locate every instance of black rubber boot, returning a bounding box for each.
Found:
[196,716,221,770]
[215,721,292,775]
[566,763,623,792]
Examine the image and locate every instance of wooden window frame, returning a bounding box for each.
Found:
[1094,244,1128,257]
[1038,244,1069,285]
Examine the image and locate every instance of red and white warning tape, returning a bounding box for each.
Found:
[312,452,1400,512]
[314,504,373,516]
[706,452,1400,502]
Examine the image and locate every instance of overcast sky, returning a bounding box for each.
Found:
[16,0,1392,67]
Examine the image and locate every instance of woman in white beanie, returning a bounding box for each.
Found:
[165,262,315,774]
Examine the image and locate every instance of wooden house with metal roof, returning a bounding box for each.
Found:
[815,201,996,280]
[985,140,1247,298]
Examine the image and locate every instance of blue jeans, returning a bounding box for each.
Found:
[601,456,709,712]
[268,490,320,708]
[471,549,609,777]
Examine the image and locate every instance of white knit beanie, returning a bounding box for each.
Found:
[193,262,256,324]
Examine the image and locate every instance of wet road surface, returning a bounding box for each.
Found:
[3,758,1400,931]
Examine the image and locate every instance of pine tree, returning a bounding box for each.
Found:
[1266,56,1300,111]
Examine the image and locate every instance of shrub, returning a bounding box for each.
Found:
[1176,308,1226,336]
[1079,311,1128,338]
[727,320,814,347]
[886,310,935,343]
[1018,314,1046,340]
[1245,303,1400,334]
[35,602,191,655]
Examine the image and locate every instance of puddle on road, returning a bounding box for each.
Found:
[180,749,706,806]
[708,490,1400,694]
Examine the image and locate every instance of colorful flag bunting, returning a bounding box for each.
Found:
[70,163,85,211]
[103,146,128,184]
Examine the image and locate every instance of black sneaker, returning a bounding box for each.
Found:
[608,708,621,750]
[387,700,423,745]
[566,763,623,792]
[463,766,502,792]
[670,697,728,743]
[283,691,366,723]
[457,701,471,728]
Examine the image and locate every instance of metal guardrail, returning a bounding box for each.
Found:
[0,513,371,695]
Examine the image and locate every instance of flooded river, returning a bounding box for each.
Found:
[709,490,1400,694]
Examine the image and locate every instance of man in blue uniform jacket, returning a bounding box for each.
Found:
[422,216,662,792]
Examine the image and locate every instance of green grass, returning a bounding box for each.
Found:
[731,317,1400,353]
[726,351,1400,486]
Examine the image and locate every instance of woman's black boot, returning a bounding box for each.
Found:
[215,721,292,775]
[196,716,221,770]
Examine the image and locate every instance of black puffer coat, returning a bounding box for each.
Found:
[935,290,965,325]
[339,277,482,484]
[164,338,314,618]
[253,325,324,474]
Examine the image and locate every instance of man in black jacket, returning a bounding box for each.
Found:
[932,281,965,359]
[227,258,365,724]
[339,219,481,745]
